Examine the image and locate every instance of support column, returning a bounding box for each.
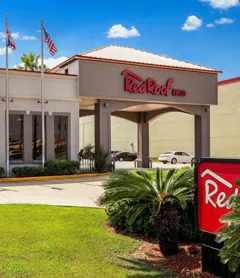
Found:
[23,114,32,164]
[194,106,210,161]
[94,100,111,160]
[137,112,149,168]
[46,115,54,161]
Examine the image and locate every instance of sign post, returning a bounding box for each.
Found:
[196,158,240,278]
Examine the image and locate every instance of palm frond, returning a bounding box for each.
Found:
[215,226,237,243]
[135,170,152,182]
[162,168,178,192]
[216,195,240,273]
[156,168,161,193]
[220,211,240,225]
[168,168,194,193]
[127,203,149,225]
[235,179,240,187]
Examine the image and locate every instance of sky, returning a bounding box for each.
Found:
[0,0,240,80]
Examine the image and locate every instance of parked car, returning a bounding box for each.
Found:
[111,150,121,157]
[114,152,137,162]
[158,151,194,164]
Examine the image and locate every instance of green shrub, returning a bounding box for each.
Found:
[105,167,201,241]
[44,160,80,176]
[0,167,5,178]
[105,200,155,236]
[12,166,45,177]
[178,201,202,241]
[92,145,110,173]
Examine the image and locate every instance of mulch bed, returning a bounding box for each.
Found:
[107,224,216,277]
[132,242,216,277]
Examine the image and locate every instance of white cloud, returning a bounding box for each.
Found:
[44,56,68,69]
[214,17,234,24]
[22,36,37,40]
[107,24,140,38]
[182,16,203,31]
[0,32,20,39]
[0,47,12,56]
[11,32,20,39]
[36,30,41,33]
[206,23,215,27]
[200,0,239,9]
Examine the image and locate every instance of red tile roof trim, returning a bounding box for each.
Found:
[218,77,240,86]
[0,68,77,77]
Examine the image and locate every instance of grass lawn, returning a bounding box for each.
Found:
[0,205,173,278]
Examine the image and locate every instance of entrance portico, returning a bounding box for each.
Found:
[52,45,221,168]
[80,100,211,168]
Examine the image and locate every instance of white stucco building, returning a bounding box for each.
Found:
[0,45,220,171]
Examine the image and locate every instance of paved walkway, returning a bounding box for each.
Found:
[0,163,186,208]
[0,176,108,208]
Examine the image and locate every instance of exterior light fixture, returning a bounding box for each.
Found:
[26,109,30,115]
[104,102,108,107]
[48,111,52,116]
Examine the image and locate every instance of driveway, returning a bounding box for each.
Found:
[0,163,187,208]
[0,176,107,208]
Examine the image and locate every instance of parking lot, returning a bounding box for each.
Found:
[115,161,186,170]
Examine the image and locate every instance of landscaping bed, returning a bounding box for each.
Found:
[132,242,215,278]
[108,224,216,278]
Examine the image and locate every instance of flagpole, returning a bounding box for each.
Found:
[40,20,45,167]
[5,14,9,177]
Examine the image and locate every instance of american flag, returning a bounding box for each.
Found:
[43,28,57,56]
[6,27,16,50]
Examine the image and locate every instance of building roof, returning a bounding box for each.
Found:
[51,45,221,74]
[218,76,240,86]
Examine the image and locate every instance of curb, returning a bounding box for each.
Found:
[0,172,111,183]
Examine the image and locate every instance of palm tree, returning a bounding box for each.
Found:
[16,52,49,72]
[215,185,240,273]
[98,167,194,256]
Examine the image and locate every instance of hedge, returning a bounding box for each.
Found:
[44,160,80,176]
[12,166,45,178]
[12,160,80,177]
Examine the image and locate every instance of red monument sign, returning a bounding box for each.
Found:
[197,158,240,234]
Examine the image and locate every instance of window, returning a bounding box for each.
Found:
[32,115,46,160]
[182,152,189,156]
[54,116,68,160]
[65,68,69,75]
[9,115,24,161]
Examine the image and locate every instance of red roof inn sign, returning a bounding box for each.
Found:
[121,70,187,96]
[196,158,240,234]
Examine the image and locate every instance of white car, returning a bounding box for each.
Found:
[158,151,194,164]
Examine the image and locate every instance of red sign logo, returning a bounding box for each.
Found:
[121,70,186,96]
[197,160,240,234]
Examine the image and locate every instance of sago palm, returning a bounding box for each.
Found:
[98,167,194,255]
[215,189,240,273]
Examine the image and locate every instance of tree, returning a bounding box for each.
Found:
[216,182,240,273]
[16,52,49,72]
[98,167,194,256]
